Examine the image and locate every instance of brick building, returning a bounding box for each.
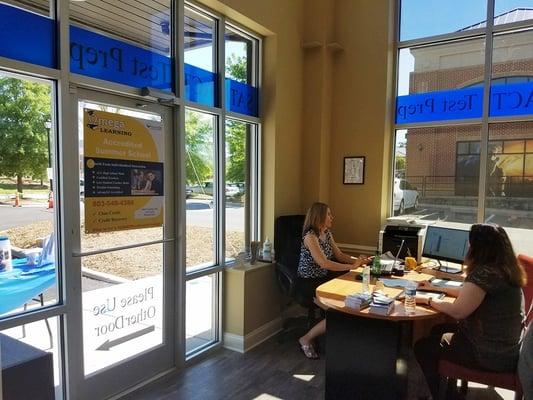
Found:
[405,9,533,200]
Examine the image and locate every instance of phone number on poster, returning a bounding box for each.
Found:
[92,200,134,207]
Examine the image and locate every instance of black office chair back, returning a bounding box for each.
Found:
[274,215,306,275]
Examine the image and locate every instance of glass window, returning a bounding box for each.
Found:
[490,29,533,118]
[0,72,58,319]
[485,122,533,227]
[81,244,164,375]
[394,125,481,222]
[184,6,217,107]
[224,26,259,116]
[185,109,216,270]
[185,273,218,355]
[1,316,63,399]
[400,0,487,41]
[495,1,533,26]
[225,119,253,260]
[69,0,172,90]
[396,39,485,124]
[0,2,56,68]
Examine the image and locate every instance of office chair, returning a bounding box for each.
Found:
[437,253,533,400]
[274,215,320,340]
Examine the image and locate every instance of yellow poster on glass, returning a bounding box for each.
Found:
[83,109,164,233]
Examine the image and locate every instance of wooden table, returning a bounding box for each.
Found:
[316,269,455,400]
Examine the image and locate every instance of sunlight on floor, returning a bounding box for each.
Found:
[252,394,283,400]
[293,374,315,382]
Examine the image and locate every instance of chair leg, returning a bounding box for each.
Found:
[438,376,448,400]
[460,378,468,395]
[306,307,315,329]
[22,302,28,338]
[38,294,53,349]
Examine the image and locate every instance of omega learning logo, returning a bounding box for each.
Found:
[86,110,132,137]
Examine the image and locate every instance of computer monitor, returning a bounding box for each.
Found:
[422,225,470,266]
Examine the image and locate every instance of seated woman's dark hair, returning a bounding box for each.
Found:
[464,223,526,287]
[302,202,329,237]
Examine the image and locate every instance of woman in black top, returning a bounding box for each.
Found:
[297,202,372,359]
[414,223,527,398]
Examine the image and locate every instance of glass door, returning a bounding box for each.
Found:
[71,89,176,399]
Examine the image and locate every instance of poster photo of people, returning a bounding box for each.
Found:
[131,168,164,196]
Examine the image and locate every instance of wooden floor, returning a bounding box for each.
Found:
[124,330,326,400]
[123,327,516,400]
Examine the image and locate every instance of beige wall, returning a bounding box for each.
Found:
[205,0,395,248]
[205,0,396,341]
[327,0,395,247]
[203,0,307,241]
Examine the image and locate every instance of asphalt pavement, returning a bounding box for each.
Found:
[0,198,244,231]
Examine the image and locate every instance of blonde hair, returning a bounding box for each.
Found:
[302,202,329,237]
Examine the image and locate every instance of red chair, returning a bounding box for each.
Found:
[437,253,533,400]
[438,359,523,400]
[518,254,533,326]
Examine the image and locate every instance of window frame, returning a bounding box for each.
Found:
[393,0,533,223]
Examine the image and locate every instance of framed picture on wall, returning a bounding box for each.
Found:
[343,156,365,184]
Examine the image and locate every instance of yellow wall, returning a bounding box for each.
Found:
[202,0,307,241]
[204,0,395,248]
[327,0,395,247]
[203,0,396,341]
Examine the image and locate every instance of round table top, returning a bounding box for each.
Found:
[316,269,456,321]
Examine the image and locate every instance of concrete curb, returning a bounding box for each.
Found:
[82,267,131,284]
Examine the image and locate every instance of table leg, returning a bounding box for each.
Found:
[325,309,412,400]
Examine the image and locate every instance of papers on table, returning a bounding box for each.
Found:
[430,278,463,288]
[380,251,396,261]
[369,292,395,315]
[379,278,411,288]
[345,293,372,311]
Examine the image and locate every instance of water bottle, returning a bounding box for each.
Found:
[371,250,381,276]
[0,236,12,272]
[404,281,417,314]
[262,237,272,261]
[362,264,370,294]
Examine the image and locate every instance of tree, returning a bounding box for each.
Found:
[0,77,51,192]
[225,53,248,183]
[225,120,246,183]
[185,110,213,185]
[225,53,247,83]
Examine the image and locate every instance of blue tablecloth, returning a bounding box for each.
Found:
[0,258,56,315]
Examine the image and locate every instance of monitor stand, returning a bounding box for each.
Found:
[436,260,463,274]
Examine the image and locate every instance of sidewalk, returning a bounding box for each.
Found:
[0,193,49,207]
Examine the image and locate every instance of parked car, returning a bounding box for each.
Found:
[225,183,242,197]
[190,182,242,198]
[185,186,193,198]
[393,178,419,215]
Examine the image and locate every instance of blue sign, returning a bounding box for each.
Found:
[70,26,172,90]
[397,82,533,123]
[225,78,258,117]
[489,82,533,117]
[396,88,483,123]
[0,4,56,68]
[0,3,259,115]
[184,63,216,107]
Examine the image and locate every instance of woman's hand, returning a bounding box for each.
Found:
[417,280,434,290]
[414,295,430,305]
[352,255,373,267]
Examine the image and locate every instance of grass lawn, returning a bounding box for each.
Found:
[0,179,49,195]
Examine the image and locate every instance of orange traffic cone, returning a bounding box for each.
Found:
[13,193,21,207]
[47,191,54,209]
